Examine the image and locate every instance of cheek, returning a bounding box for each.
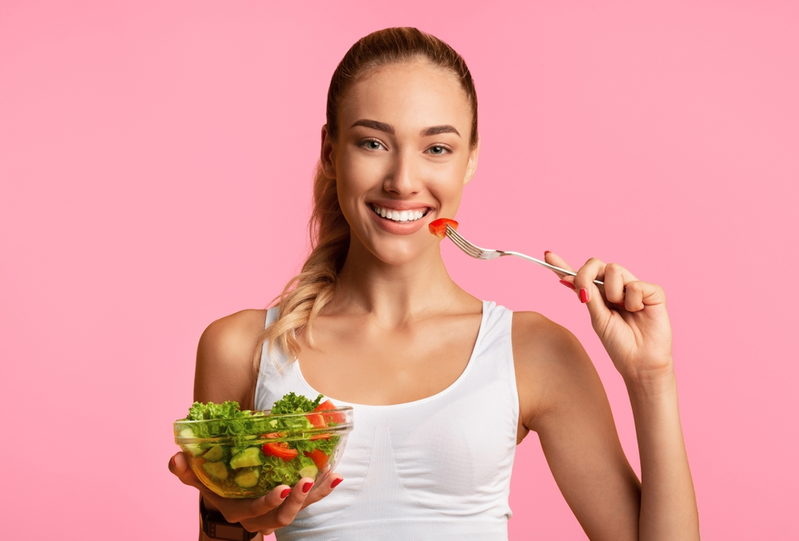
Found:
[338,152,385,191]
[426,165,467,204]
[334,163,378,230]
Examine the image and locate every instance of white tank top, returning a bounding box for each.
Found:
[254,300,519,540]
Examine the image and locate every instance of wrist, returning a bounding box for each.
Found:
[623,360,678,400]
[200,496,257,541]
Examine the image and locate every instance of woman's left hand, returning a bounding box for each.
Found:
[545,252,674,385]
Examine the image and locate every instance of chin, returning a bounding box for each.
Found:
[363,237,434,268]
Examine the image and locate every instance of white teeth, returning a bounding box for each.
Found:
[371,205,427,223]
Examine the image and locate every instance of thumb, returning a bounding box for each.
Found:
[168,452,205,491]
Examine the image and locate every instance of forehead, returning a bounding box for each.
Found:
[338,61,472,134]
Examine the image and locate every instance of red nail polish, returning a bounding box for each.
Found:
[559,279,576,290]
[579,288,589,303]
[544,250,552,256]
[171,456,177,467]
[280,488,291,499]
[302,482,313,493]
[331,478,343,489]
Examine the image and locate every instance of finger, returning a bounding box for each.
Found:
[168,452,206,492]
[544,251,576,277]
[622,280,665,312]
[573,257,606,302]
[602,262,638,305]
[544,251,580,292]
[223,484,292,524]
[245,477,316,531]
[302,473,344,507]
[573,257,613,321]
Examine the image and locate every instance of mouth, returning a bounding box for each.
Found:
[369,203,432,224]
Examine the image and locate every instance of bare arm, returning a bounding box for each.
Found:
[168,310,342,539]
[515,313,642,540]
[193,309,266,409]
[515,254,699,541]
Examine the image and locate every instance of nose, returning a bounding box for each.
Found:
[383,149,421,196]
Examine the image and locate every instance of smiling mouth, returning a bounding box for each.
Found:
[370,204,431,223]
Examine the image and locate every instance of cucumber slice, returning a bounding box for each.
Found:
[298,464,318,480]
[202,461,229,480]
[203,445,226,462]
[234,467,261,488]
[181,444,202,457]
[229,447,264,469]
[178,427,204,457]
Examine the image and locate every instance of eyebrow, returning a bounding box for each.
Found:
[351,119,394,134]
[421,125,460,138]
[350,119,461,138]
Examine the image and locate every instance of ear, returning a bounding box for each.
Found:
[320,125,336,179]
[463,135,480,185]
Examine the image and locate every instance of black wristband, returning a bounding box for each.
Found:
[200,497,257,541]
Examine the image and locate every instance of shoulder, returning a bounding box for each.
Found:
[511,310,586,370]
[199,309,268,359]
[511,310,603,431]
[194,309,268,407]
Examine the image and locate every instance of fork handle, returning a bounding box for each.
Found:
[502,251,605,286]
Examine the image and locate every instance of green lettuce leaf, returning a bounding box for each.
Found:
[270,392,324,415]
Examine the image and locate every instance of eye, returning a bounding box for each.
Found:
[359,139,386,151]
[426,145,451,156]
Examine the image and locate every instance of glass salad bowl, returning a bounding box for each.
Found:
[174,400,353,498]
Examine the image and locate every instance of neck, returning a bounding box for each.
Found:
[328,238,468,327]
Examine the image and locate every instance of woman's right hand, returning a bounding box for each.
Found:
[169,451,342,536]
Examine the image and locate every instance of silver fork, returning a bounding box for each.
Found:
[444,225,605,286]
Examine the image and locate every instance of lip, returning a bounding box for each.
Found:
[367,201,435,235]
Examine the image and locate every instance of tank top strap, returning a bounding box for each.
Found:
[265,306,279,328]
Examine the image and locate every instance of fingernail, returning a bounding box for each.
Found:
[579,288,589,303]
[559,279,576,290]
[302,482,313,493]
[544,250,552,256]
[171,456,177,467]
[331,478,343,489]
[280,488,291,499]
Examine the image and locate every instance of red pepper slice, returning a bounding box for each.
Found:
[304,449,329,469]
[428,218,459,239]
[314,400,346,424]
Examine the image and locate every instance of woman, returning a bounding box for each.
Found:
[170,27,699,540]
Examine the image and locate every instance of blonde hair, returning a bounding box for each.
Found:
[260,27,479,366]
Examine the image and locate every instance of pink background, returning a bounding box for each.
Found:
[2,1,797,539]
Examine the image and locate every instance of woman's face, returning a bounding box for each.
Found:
[321,60,479,268]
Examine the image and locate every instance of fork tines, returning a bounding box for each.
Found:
[445,225,484,258]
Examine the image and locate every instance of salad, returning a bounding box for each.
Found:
[174,393,349,498]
